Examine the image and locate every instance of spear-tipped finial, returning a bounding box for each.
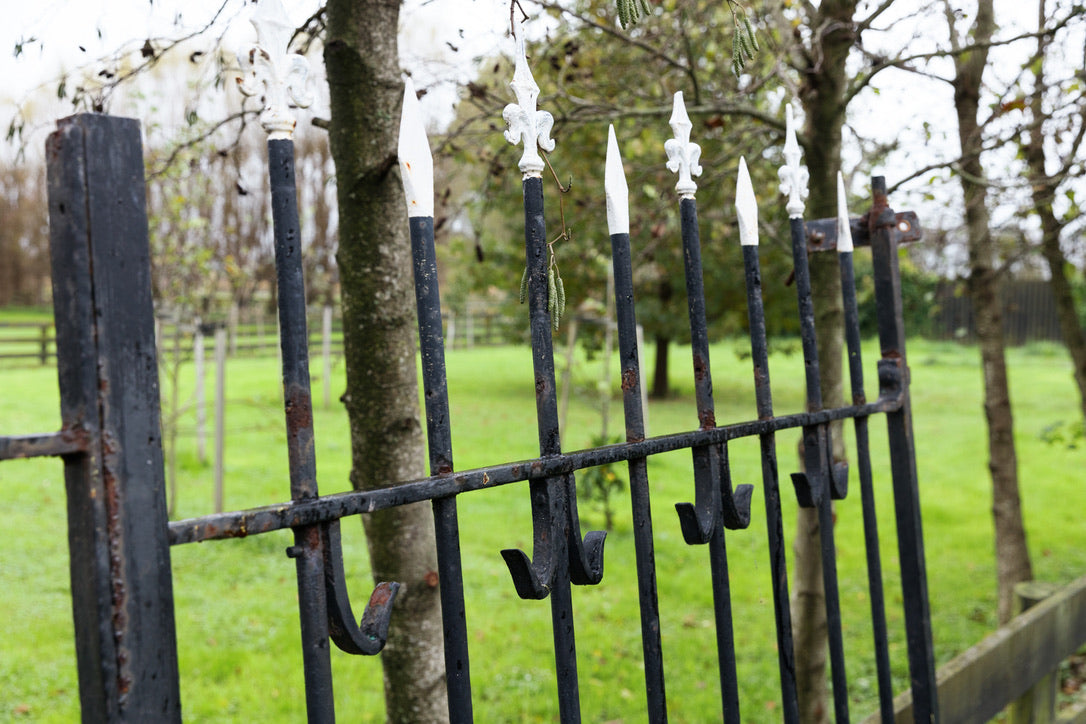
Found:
[502,25,555,177]
[836,171,854,252]
[777,103,809,218]
[605,125,629,235]
[736,157,758,246]
[398,79,434,218]
[236,0,314,140]
[664,91,702,198]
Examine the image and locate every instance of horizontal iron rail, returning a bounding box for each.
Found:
[168,395,902,545]
[0,430,88,460]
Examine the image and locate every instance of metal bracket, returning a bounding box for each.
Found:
[805,211,922,253]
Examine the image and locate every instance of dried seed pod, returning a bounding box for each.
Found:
[556,274,566,319]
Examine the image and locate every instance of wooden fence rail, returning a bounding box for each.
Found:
[869,574,1086,723]
[0,306,519,366]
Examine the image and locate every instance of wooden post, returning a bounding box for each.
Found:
[46,113,180,722]
[194,321,207,463]
[635,322,649,437]
[228,300,239,357]
[1009,581,1060,724]
[214,326,227,514]
[603,266,615,440]
[558,316,579,437]
[39,324,49,365]
[322,304,333,410]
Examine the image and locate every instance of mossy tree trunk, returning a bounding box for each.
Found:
[949,0,1032,624]
[324,0,449,720]
[787,1,856,720]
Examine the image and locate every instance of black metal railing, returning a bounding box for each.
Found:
[0,24,937,724]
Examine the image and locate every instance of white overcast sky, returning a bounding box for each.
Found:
[1,0,510,126]
[3,0,1081,236]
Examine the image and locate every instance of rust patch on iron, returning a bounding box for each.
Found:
[369,582,396,608]
[693,353,709,382]
[621,368,638,392]
[424,570,440,588]
[284,384,314,432]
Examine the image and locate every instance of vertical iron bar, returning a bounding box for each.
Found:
[46,113,181,722]
[709,522,742,723]
[789,215,850,723]
[867,176,939,721]
[268,138,335,723]
[741,242,800,723]
[839,245,895,721]
[610,228,668,722]
[408,216,473,721]
[679,198,741,722]
[524,174,581,723]
[680,199,717,432]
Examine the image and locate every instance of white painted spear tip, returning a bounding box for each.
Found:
[398,78,435,218]
[736,157,758,246]
[605,125,630,235]
[836,171,854,252]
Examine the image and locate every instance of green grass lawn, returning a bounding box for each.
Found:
[1,338,1083,721]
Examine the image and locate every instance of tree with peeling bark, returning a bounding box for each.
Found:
[946,0,1033,625]
[323,0,449,720]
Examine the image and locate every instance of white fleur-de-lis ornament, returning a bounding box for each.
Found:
[502,26,555,178]
[777,103,809,218]
[237,0,314,140]
[664,91,702,198]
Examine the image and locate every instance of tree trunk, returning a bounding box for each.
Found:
[651,334,670,399]
[1024,0,1086,424]
[324,1,449,721]
[951,0,1032,625]
[651,278,674,398]
[1038,221,1086,425]
[789,1,855,719]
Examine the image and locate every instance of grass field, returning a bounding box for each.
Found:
[1,336,1083,721]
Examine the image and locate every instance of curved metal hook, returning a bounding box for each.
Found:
[719,442,754,531]
[565,472,606,586]
[502,473,607,598]
[501,478,559,600]
[676,443,753,544]
[676,445,720,544]
[830,460,849,500]
[321,520,401,655]
[792,424,849,507]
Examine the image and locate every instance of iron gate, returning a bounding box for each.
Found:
[0,16,938,724]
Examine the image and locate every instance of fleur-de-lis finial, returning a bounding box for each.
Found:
[836,171,854,252]
[237,0,314,140]
[664,91,702,198]
[502,25,555,177]
[778,103,809,218]
[736,157,759,246]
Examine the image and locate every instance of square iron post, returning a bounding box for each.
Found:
[46,113,181,722]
